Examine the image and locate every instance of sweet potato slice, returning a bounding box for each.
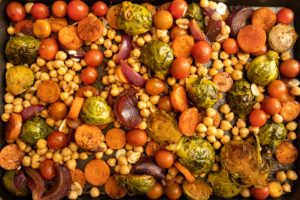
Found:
[37,80,60,103]
[58,26,83,50]
[0,144,24,170]
[252,7,276,31]
[77,15,103,42]
[237,25,266,53]
[5,113,22,143]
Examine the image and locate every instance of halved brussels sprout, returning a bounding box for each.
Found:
[185,2,204,29]
[258,121,287,148]
[3,170,29,197]
[183,180,212,200]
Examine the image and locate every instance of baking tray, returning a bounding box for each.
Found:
[0,0,299,199]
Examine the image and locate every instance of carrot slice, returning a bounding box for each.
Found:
[172,35,194,58]
[115,67,128,83]
[252,7,276,31]
[77,15,103,42]
[105,128,126,150]
[58,26,83,50]
[146,140,161,157]
[170,85,188,112]
[5,113,22,143]
[106,5,122,30]
[279,100,300,121]
[75,124,103,151]
[276,141,298,165]
[178,108,200,136]
[212,72,233,92]
[37,80,60,103]
[84,159,110,186]
[0,144,24,170]
[70,169,86,188]
[174,162,196,183]
[104,176,127,199]
[68,97,84,120]
[49,17,68,33]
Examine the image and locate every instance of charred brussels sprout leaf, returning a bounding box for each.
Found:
[147,110,182,144]
[247,51,279,86]
[118,1,152,35]
[186,78,218,109]
[176,136,215,173]
[220,141,267,186]
[258,121,287,147]
[80,96,113,126]
[140,40,174,79]
[207,169,240,198]
[3,170,29,197]
[185,3,204,29]
[115,174,155,195]
[5,36,40,65]
[226,80,255,119]
[183,180,212,200]
[21,116,52,145]
[6,65,34,95]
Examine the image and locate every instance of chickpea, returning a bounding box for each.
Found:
[120,165,130,175]
[90,187,100,198]
[268,181,283,198]
[282,183,291,193]
[37,139,47,149]
[240,188,251,198]
[286,170,298,181]
[276,171,287,182]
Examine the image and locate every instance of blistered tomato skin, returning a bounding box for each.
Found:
[169,0,188,19]
[38,38,59,61]
[80,67,98,85]
[31,3,49,20]
[192,41,212,64]
[92,1,108,17]
[67,0,89,21]
[277,8,294,25]
[6,2,26,22]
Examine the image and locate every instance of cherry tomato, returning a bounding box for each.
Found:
[84,49,104,68]
[261,97,282,115]
[170,57,191,79]
[277,8,294,25]
[67,0,89,21]
[164,182,183,200]
[52,0,67,18]
[92,1,108,17]
[80,67,98,85]
[145,78,165,96]
[47,131,68,150]
[171,26,187,40]
[48,102,68,120]
[280,59,300,78]
[267,80,288,98]
[38,38,59,61]
[250,186,270,200]
[146,183,163,200]
[154,10,173,30]
[249,109,267,127]
[155,150,174,169]
[39,159,56,180]
[222,38,239,55]
[192,41,212,64]
[14,20,34,36]
[6,2,26,22]
[158,96,172,112]
[169,0,188,19]
[31,3,49,19]
[126,129,147,147]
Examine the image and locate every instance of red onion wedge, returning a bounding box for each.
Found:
[189,19,209,42]
[121,60,146,88]
[227,7,254,36]
[25,168,45,200]
[206,18,223,42]
[132,157,165,180]
[115,34,132,64]
[21,105,44,121]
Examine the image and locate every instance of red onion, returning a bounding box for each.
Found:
[189,19,209,42]
[25,168,45,200]
[121,60,146,88]
[21,105,44,121]
[115,34,132,64]
[132,157,165,180]
[206,18,223,42]
[66,117,82,129]
[114,89,143,129]
[227,7,254,36]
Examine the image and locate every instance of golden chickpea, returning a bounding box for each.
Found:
[268,181,283,198]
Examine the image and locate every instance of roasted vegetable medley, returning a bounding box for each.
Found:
[1,0,300,199]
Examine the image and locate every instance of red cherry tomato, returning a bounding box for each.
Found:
[6,1,26,22]
[52,0,67,18]
[222,38,239,55]
[84,49,104,68]
[38,38,59,61]
[250,186,270,200]
[261,97,282,115]
[31,3,49,19]
[169,0,188,19]
[170,57,191,79]
[80,67,98,85]
[192,41,212,64]
[277,7,294,25]
[267,80,288,98]
[249,109,267,127]
[67,0,89,21]
[47,131,68,150]
[280,59,300,78]
[92,1,108,17]
[39,159,56,180]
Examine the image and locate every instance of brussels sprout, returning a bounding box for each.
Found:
[183,180,212,200]
[6,65,34,95]
[258,121,287,147]
[220,141,267,186]
[80,96,113,126]
[207,169,240,198]
[186,77,218,109]
[226,79,256,119]
[176,136,215,173]
[118,1,152,35]
[147,110,182,144]
[185,3,204,29]
[247,51,279,86]
[3,170,29,197]
[115,174,155,195]
[5,36,40,65]
[21,116,52,145]
[140,40,174,79]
